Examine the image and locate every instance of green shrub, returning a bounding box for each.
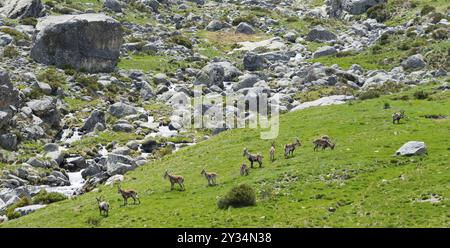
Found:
[358,90,381,100]
[383,102,391,109]
[431,28,449,40]
[76,74,102,92]
[232,14,257,26]
[170,35,193,49]
[420,5,436,16]
[37,67,66,91]
[0,27,29,41]
[367,4,390,23]
[217,184,256,209]
[6,197,32,220]
[32,189,67,204]
[413,90,430,100]
[20,17,38,26]
[3,46,19,58]
[430,12,445,24]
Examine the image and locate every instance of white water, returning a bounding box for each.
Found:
[60,128,82,145]
[43,171,85,197]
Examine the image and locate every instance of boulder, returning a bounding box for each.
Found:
[81,162,102,179]
[235,22,255,34]
[105,174,123,186]
[141,138,161,153]
[194,63,225,88]
[306,26,337,42]
[30,14,123,72]
[243,52,268,71]
[291,95,355,111]
[0,0,44,19]
[106,153,136,175]
[326,0,387,17]
[395,141,427,156]
[401,54,426,71]
[103,0,123,12]
[65,156,87,171]
[108,102,138,117]
[14,204,46,216]
[0,133,18,151]
[81,110,105,132]
[206,20,225,31]
[313,46,338,58]
[26,96,61,129]
[112,122,134,132]
[0,70,20,128]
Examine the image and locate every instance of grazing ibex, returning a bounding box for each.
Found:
[164,170,185,191]
[392,110,405,124]
[117,185,140,206]
[96,197,109,216]
[201,168,217,186]
[284,138,301,158]
[240,163,249,176]
[313,137,335,151]
[243,148,263,168]
[269,142,276,162]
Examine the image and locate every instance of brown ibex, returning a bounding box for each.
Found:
[164,170,185,191]
[117,185,140,206]
[243,148,263,168]
[269,142,276,162]
[201,168,218,186]
[284,138,301,158]
[392,110,405,124]
[96,197,109,216]
[313,137,335,151]
[240,163,249,176]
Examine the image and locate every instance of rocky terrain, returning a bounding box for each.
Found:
[0,0,449,223]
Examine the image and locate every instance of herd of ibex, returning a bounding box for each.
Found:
[95,111,404,216]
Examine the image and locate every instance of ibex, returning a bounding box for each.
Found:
[164,170,185,191]
[284,138,301,158]
[269,142,276,162]
[313,137,335,151]
[392,110,405,124]
[117,185,140,206]
[201,168,217,186]
[96,197,109,216]
[240,163,249,176]
[243,148,263,168]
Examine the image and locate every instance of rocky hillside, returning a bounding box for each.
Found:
[0,0,449,225]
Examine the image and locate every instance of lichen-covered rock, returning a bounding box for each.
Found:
[31,14,123,72]
[0,0,44,19]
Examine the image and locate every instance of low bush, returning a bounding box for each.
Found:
[32,189,67,204]
[367,4,391,23]
[170,35,193,49]
[217,184,256,209]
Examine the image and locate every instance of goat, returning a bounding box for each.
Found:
[201,168,218,186]
[96,197,109,216]
[164,170,185,191]
[284,138,301,158]
[313,138,335,151]
[117,185,140,206]
[392,110,405,124]
[240,163,249,176]
[269,142,276,162]
[243,148,263,168]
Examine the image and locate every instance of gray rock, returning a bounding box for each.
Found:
[105,174,123,186]
[112,122,134,132]
[401,54,426,71]
[0,0,44,19]
[0,133,18,151]
[326,0,387,17]
[306,26,337,42]
[234,74,260,90]
[26,96,60,129]
[103,0,123,12]
[313,46,338,58]
[108,102,138,117]
[243,52,268,71]
[395,141,427,156]
[14,204,46,216]
[81,162,102,179]
[65,156,87,171]
[0,70,20,129]
[107,160,136,175]
[30,14,123,72]
[27,157,48,168]
[206,20,225,31]
[195,63,225,88]
[235,22,255,34]
[291,95,354,111]
[81,110,105,132]
[141,138,160,153]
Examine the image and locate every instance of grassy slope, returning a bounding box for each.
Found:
[2,84,450,227]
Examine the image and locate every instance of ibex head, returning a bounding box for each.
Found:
[296,138,301,145]
[243,148,248,156]
[200,168,206,175]
[163,170,169,179]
